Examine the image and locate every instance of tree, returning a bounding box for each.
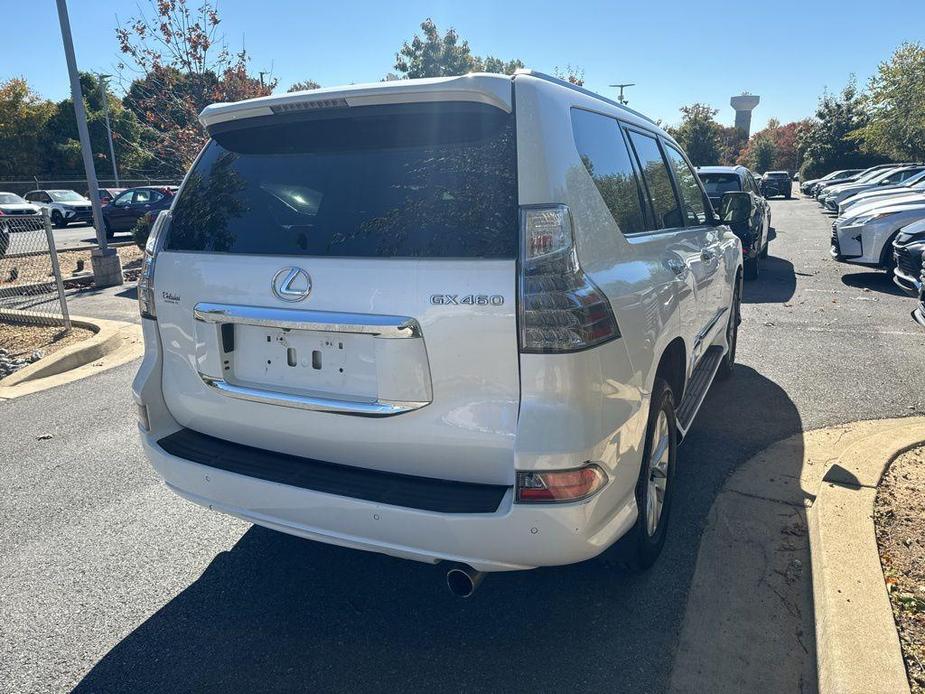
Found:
[42,72,152,179]
[717,125,747,165]
[0,78,54,177]
[856,42,925,161]
[797,78,882,179]
[669,103,721,166]
[741,135,776,172]
[737,119,811,173]
[394,19,524,78]
[288,80,321,92]
[553,65,585,86]
[478,57,525,75]
[116,0,275,175]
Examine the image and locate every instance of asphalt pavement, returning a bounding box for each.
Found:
[4,222,132,254]
[2,192,924,693]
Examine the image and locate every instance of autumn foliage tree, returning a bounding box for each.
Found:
[394,19,524,79]
[116,0,275,175]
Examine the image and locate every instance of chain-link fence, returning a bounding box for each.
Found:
[0,211,71,330]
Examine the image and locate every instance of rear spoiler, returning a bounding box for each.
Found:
[198,74,513,130]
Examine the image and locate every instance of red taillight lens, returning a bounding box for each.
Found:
[516,465,608,503]
[137,210,171,321]
[518,205,620,353]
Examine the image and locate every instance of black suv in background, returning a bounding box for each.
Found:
[100,186,177,239]
[761,171,792,199]
[697,165,771,279]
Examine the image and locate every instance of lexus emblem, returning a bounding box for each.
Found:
[271,266,312,302]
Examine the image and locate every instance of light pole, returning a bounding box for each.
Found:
[55,0,122,286]
[609,83,635,106]
[96,73,120,187]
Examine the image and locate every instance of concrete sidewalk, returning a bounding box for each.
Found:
[669,417,925,693]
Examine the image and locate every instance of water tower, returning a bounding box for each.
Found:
[730,94,760,137]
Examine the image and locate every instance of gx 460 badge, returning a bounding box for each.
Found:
[430,294,504,306]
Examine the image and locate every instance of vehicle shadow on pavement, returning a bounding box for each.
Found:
[841,271,907,297]
[73,366,804,694]
[742,255,797,304]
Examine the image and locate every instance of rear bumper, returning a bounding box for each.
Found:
[140,430,638,572]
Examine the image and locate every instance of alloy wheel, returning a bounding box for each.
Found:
[646,409,670,537]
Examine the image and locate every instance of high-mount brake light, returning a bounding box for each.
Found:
[137,210,170,321]
[518,204,620,353]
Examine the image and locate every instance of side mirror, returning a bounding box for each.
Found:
[719,191,752,225]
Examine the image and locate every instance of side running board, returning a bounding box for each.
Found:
[676,345,724,436]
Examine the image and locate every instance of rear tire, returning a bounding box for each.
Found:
[51,211,66,229]
[717,274,741,380]
[744,254,760,280]
[617,377,678,571]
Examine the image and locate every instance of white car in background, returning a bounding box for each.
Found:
[0,192,42,221]
[832,196,925,269]
[821,165,925,211]
[23,189,93,228]
[838,170,925,215]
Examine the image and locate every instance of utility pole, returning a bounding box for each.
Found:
[609,82,635,106]
[96,73,120,187]
[55,0,123,286]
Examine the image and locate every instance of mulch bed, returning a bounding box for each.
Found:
[875,444,925,693]
[1,245,142,287]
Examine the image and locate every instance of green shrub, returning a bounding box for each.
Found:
[131,212,156,250]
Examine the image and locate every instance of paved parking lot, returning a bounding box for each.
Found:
[2,193,924,692]
[4,222,132,254]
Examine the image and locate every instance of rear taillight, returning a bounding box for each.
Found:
[138,210,170,321]
[516,465,608,503]
[518,205,620,353]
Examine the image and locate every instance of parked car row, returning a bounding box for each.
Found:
[1,186,177,240]
[808,163,925,329]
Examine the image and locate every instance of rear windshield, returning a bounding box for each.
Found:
[165,102,518,258]
[698,173,741,195]
[765,172,789,179]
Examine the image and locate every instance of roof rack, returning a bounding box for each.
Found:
[513,69,657,126]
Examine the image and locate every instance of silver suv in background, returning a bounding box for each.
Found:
[134,71,743,595]
[23,189,93,227]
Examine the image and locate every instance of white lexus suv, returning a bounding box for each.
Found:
[133,71,743,595]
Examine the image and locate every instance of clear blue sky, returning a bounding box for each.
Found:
[5,0,923,131]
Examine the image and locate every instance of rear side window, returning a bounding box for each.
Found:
[698,173,741,196]
[166,102,517,258]
[663,145,708,225]
[570,108,647,234]
[626,131,683,229]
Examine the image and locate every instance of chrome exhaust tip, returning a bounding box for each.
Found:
[445,564,484,598]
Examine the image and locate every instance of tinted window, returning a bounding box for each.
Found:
[166,102,517,258]
[48,190,84,202]
[627,131,682,229]
[134,189,163,204]
[570,109,646,235]
[699,173,742,196]
[663,145,708,225]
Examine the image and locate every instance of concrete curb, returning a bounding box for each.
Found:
[809,422,924,694]
[0,310,142,399]
[669,417,925,694]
